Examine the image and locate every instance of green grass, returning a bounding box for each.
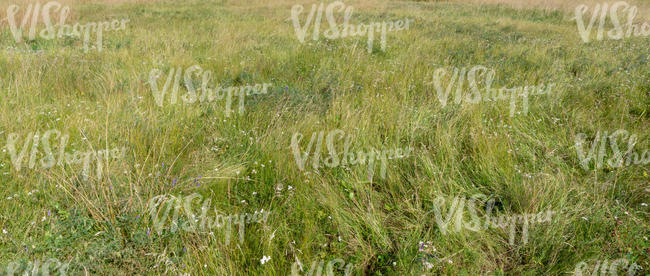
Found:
[0,0,648,275]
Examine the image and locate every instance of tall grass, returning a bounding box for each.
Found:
[0,0,647,275]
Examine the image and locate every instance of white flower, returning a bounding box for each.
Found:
[423,261,433,270]
[2,229,7,234]
[260,255,271,265]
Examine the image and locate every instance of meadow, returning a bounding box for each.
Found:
[0,0,648,275]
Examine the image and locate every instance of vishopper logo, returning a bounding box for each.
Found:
[148,65,271,117]
[288,1,413,53]
[574,129,648,171]
[5,1,130,52]
[572,1,649,43]
[290,129,413,181]
[429,193,556,245]
[573,258,641,276]
[3,258,69,276]
[4,129,126,180]
[428,65,554,117]
[291,257,354,276]
[147,193,271,245]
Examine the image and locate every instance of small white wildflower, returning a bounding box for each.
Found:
[260,256,271,265]
[423,261,433,270]
[2,229,7,234]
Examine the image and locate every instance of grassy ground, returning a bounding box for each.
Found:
[0,0,648,275]
[445,0,650,19]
